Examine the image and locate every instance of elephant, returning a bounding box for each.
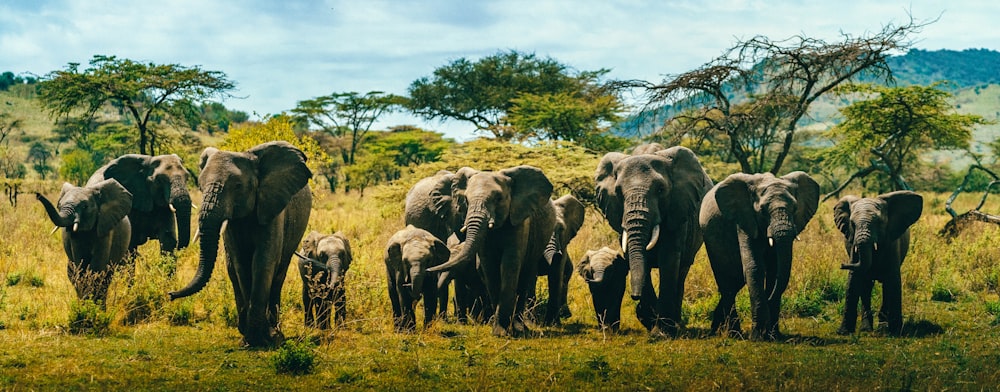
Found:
[595,146,713,336]
[403,167,478,318]
[700,171,820,341]
[631,142,666,155]
[89,154,192,254]
[36,179,133,305]
[428,165,555,337]
[833,190,923,335]
[535,194,585,325]
[443,234,492,323]
[168,141,313,348]
[575,247,627,332]
[385,225,451,332]
[296,231,353,330]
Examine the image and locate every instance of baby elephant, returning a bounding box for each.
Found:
[576,247,627,332]
[833,190,923,335]
[385,225,450,332]
[296,231,353,329]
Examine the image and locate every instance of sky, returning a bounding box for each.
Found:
[2,0,998,141]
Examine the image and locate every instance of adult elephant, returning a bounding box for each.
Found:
[833,191,923,335]
[384,225,450,332]
[575,247,627,331]
[296,231,353,329]
[168,141,312,348]
[90,154,192,254]
[595,146,713,336]
[403,167,478,318]
[536,194,585,325]
[700,171,820,341]
[36,179,133,305]
[428,165,555,337]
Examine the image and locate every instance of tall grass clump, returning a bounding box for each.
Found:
[68,300,112,336]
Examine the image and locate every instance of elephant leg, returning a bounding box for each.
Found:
[436,271,450,320]
[492,254,525,337]
[881,275,904,335]
[560,260,572,319]
[608,274,627,332]
[859,278,875,332]
[838,272,864,335]
[654,249,685,336]
[765,257,791,339]
[742,253,771,341]
[543,258,565,326]
[423,280,438,328]
[634,270,658,332]
[401,289,416,332]
[302,284,314,328]
[387,274,404,331]
[226,254,251,338]
[712,288,741,336]
[334,287,347,327]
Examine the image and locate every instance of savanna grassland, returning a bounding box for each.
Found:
[2,151,1000,391]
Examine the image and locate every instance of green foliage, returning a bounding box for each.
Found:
[67,300,112,336]
[407,49,614,140]
[272,340,317,375]
[507,87,627,152]
[38,55,235,155]
[292,91,404,165]
[986,301,1000,325]
[172,100,247,134]
[0,71,37,91]
[5,273,20,287]
[366,125,453,167]
[58,148,99,185]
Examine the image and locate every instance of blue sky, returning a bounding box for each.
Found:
[2,0,998,140]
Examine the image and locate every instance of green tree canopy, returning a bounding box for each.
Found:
[407,50,619,141]
[292,91,404,165]
[821,83,989,199]
[38,55,235,155]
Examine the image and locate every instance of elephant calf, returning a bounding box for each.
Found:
[296,231,353,330]
[385,225,450,332]
[576,247,627,332]
[535,194,585,325]
[833,190,923,335]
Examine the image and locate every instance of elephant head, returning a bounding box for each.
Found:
[404,167,479,242]
[169,141,312,300]
[631,143,666,155]
[833,191,923,272]
[386,225,450,302]
[544,194,586,269]
[594,147,713,300]
[298,231,353,293]
[98,153,192,249]
[429,165,553,272]
[576,247,625,284]
[576,247,628,331]
[38,179,133,238]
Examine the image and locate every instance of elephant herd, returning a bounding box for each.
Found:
[34,141,925,347]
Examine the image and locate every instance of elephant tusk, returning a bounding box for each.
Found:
[645,224,660,251]
[768,237,774,247]
[169,203,176,213]
[193,228,201,242]
[220,220,228,235]
[50,225,59,235]
[488,218,495,229]
[73,223,79,232]
[460,225,467,234]
[621,232,628,252]
[191,204,198,210]
[874,243,878,251]
[293,251,320,263]
[796,235,801,241]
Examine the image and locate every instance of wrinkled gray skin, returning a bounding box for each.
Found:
[833,191,923,335]
[595,146,713,336]
[631,142,666,155]
[36,179,133,305]
[168,141,312,348]
[576,247,627,332]
[428,165,555,337]
[403,168,478,319]
[444,234,492,323]
[90,154,192,254]
[535,194,585,325]
[700,172,819,341]
[297,231,352,330]
[385,225,451,332]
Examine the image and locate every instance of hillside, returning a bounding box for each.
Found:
[887,48,1000,88]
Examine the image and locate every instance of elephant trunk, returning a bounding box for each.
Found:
[622,191,654,299]
[770,239,794,301]
[172,188,192,249]
[328,255,343,291]
[169,183,224,300]
[842,221,875,271]
[590,266,607,283]
[38,194,73,228]
[428,206,487,272]
[766,208,795,244]
[409,264,423,302]
[543,231,562,270]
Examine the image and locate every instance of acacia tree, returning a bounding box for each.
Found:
[292,91,403,165]
[626,19,926,174]
[821,83,987,200]
[407,50,619,142]
[38,55,235,155]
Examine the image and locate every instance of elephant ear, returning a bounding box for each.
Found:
[557,195,586,241]
[301,231,323,258]
[430,237,451,268]
[714,173,759,238]
[782,171,821,235]
[576,250,595,279]
[431,173,456,219]
[199,147,219,171]
[94,179,133,236]
[384,240,403,270]
[880,190,923,243]
[103,154,154,212]
[333,231,353,266]
[595,152,626,232]
[657,146,714,221]
[249,141,313,224]
[833,195,860,239]
[501,165,553,225]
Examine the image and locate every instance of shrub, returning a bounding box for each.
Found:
[27,275,44,287]
[68,300,112,336]
[986,301,1000,326]
[272,340,317,375]
[168,301,195,326]
[5,272,21,286]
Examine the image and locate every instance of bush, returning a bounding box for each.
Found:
[272,340,317,375]
[68,300,112,336]
[5,272,21,286]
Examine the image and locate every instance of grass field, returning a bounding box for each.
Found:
[2,175,1000,390]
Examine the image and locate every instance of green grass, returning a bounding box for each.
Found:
[2,172,1000,389]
